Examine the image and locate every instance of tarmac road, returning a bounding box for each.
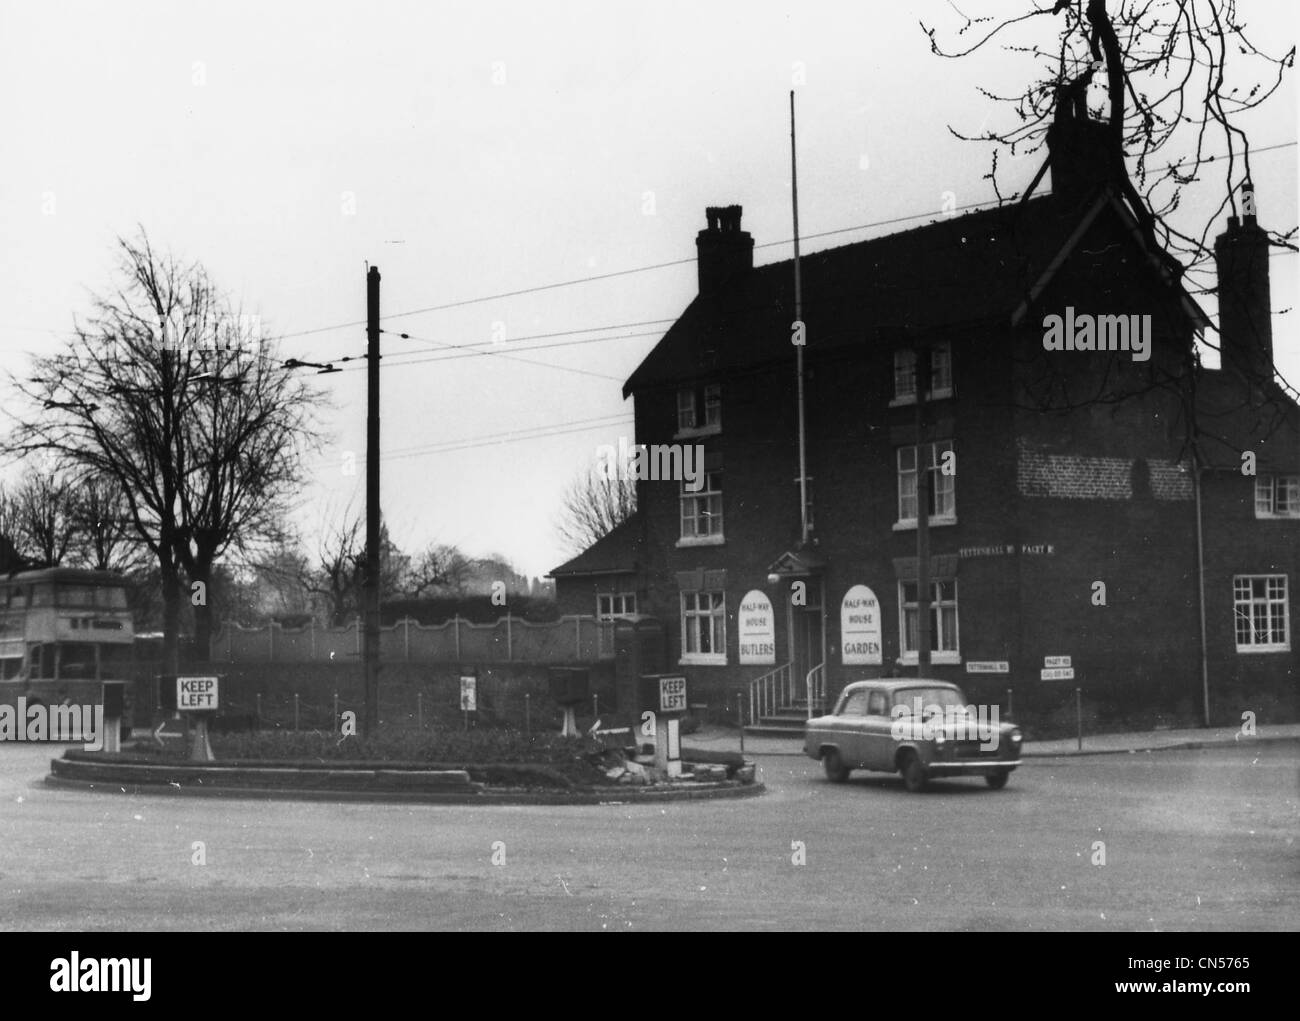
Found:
[1,742,1295,931]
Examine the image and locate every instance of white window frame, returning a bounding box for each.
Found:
[898,579,961,665]
[894,440,956,530]
[596,593,637,619]
[1254,474,1300,519]
[678,470,724,546]
[680,589,727,665]
[675,383,722,438]
[1233,575,1290,652]
[891,342,953,406]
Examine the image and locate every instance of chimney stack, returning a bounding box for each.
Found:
[1045,83,1116,212]
[1214,181,1273,383]
[696,205,753,294]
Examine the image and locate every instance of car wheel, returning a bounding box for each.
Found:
[900,753,927,793]
[985,769,1010,790]
[822,749,849,783]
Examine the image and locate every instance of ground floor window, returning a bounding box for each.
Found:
[680,590,727,664]
[597,593,637,619]
[1234,575,1289,651]
[596,593,637,657]
[899,580,960,663]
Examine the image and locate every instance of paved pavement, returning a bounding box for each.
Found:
[688,721,1300,758]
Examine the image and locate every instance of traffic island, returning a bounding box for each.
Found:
[46,746,765,805]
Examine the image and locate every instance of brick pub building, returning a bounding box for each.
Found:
[551,114,1298,734]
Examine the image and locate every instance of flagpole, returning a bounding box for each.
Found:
[791,89,808,546]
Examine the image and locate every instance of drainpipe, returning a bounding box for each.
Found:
[1193,455,1210,727]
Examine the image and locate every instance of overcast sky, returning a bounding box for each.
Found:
[2,0,1295,578]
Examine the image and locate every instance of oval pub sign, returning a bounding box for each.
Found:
[738,589,776,665]
[841,585,883,666]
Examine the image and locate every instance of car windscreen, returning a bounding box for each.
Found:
[892,687,968,713]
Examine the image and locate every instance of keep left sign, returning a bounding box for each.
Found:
[177,676,219,711]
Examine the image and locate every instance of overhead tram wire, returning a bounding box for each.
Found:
[273,138,1296,343]
[297,412,636,473]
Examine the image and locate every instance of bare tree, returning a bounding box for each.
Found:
[405,542,474,597]
[4,470,79,567]
[67,472,144,573]
[924,0,1296,300]
[7,231,322,669]
[923,0,1298,471]
[555,461,637,555]
[299,506,407,626]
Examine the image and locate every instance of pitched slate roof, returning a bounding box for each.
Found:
[548,515,642,578]
[623,192,1203,397]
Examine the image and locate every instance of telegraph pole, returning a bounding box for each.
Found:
[915,346,932,675]
[364,265,381,737]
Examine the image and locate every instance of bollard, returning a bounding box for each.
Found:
[333,691,339,728]
[294,693,300,731]
[592,692,599,724]
[1076,687,1083,751]
[255,692,262,727]
[738,691,745,756]
[524,692,531,736]
[1006,687,1013,720]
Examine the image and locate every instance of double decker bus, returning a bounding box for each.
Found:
[0,568,136,712]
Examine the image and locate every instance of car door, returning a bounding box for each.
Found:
[831,689,873,768]
[861,688,895,771]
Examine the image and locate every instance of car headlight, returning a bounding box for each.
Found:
[1010,728,1022,744]
[934,731,946,746]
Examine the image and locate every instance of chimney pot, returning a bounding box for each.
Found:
[696,204,753,294]
[1214,185,1272,384]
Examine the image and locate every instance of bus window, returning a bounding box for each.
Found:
[59,642,97,680]
[5,587,27,610]
[0,657,21,680]
[99,644,134,679]
[31,586,53,607]
[29,643,55,679]
[95,587,128,610]
[57,586,97,608]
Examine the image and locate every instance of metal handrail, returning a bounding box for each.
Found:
[748,662,792,725]
[805,662,825,719]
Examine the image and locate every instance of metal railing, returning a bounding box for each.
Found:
[805,662,825,718]
[748,662,794,726]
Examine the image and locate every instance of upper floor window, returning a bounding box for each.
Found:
[679,471,724,544]
[893,342,953,405]
[1255,475,1299,519]
[677,383,721,435]
[1233,575,1290,652]
[896,441,956,527]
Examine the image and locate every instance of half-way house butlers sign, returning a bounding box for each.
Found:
[841,585,883,665]
[738,589,776,665]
